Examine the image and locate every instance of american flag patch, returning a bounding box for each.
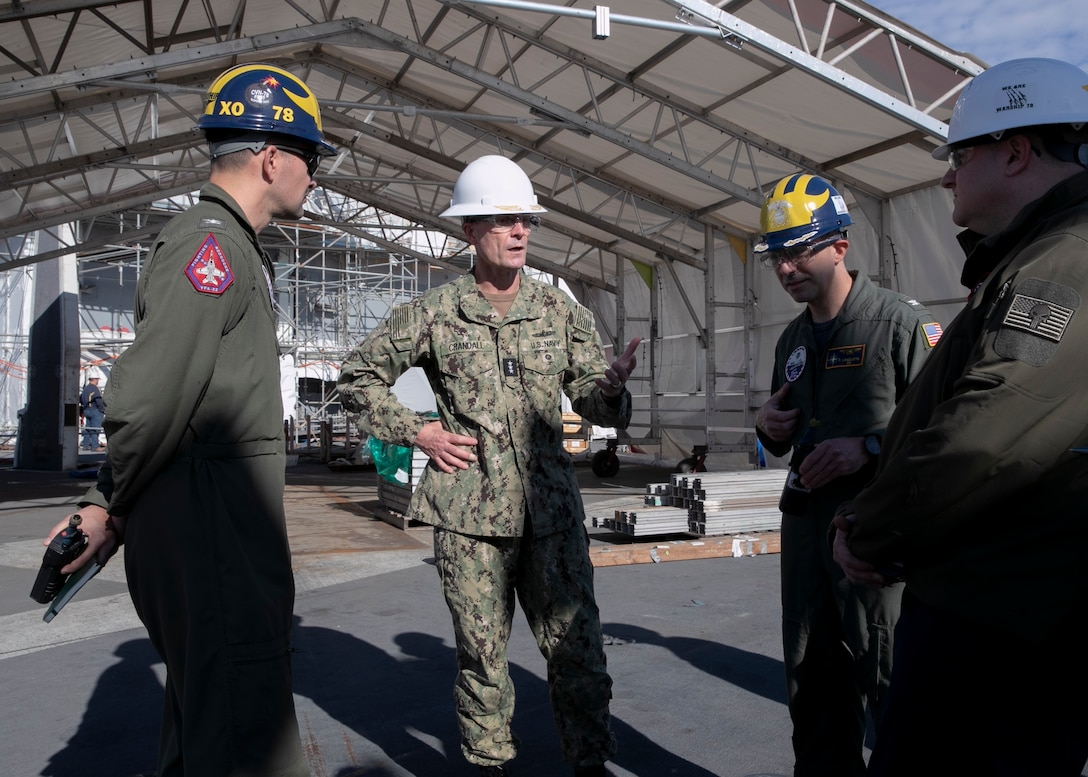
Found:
[1002,294,1074,342]
[922,322,943,347]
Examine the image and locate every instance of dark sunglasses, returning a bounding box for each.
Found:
[275,145,322,177]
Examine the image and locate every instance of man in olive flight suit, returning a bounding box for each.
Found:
[338,155,640,777]
[43,64,336,777]
[754,174,941,777]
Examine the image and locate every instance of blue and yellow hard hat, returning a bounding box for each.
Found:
[754,174,853,254]
[198,63,336,156]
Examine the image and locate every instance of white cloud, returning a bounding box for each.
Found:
[868,0,1088,70]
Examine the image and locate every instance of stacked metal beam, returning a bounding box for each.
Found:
[601,505,690,536]
[593,469,785,537]
[678,470,783,536]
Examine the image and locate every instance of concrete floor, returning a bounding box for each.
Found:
[1,451,796,777]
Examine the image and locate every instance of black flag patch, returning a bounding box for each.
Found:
[995,278,1079,366]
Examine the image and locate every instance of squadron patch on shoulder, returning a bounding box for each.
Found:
[784,345,807,382]
[995,277,1080,367]
[184,234,234,295]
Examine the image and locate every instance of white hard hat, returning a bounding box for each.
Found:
[439,155,547,218]
[933,58,1088,160]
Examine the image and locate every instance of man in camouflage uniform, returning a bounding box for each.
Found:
[338,155,640,777]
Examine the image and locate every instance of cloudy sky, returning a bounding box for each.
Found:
[866,0,1088,70]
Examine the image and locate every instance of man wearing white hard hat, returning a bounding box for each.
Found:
[339,155,640,777]
[832,58,1088,775]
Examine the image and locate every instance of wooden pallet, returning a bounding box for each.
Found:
[590,532,781,567]
[371,504,430,531]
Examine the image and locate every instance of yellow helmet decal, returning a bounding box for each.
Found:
[762,175,830,233]
[281,84,323,130]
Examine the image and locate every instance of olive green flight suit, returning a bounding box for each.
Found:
[757,271,939,777]
[82,183,307,777]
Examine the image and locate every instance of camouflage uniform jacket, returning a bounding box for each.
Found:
[338,271,631,537]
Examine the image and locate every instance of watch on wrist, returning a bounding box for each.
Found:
[864,434,882,458]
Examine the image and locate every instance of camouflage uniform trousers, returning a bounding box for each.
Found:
[433,522,616,769]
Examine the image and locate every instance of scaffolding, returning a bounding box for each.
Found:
[0,188,467,448]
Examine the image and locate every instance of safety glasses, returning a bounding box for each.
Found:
[471,214,542,232]
[759,235,840,270]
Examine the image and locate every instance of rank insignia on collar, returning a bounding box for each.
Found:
[185,234,234,295]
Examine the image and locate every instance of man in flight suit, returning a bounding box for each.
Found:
[43,63,336,777]
[338,155,640,777]
[754,174,940,777]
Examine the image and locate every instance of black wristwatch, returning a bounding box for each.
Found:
[863,434,882,458]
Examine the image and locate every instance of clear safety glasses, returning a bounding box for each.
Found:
[759,235,840,271]
[471,214,542,232]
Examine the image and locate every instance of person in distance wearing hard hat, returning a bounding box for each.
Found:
[42,63,336,777]
[753,174,940,777]
[832,58,1088,776]
[338,155,640,777]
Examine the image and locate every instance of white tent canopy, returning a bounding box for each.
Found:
[0,0,984,464]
